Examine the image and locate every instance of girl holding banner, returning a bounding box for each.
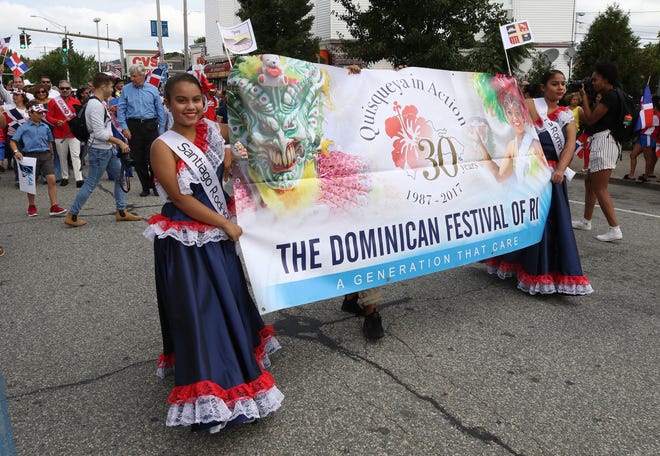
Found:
[145,73,283,433]
[483,70,592,295]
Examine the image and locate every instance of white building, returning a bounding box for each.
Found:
[204,0,576,75]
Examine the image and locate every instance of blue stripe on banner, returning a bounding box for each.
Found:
[262,228,541,313]
[0,369,17,456]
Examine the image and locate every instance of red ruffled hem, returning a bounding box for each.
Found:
[159,325,279,406]
[168,370,276,408]
[486,258,592,293]
[158,352,175,369]
[146,213,217,233]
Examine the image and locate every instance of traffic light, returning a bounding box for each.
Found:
[62,37,68,53]
[26,34,31,47]
[68,39,73,50]
[19,33,26,49]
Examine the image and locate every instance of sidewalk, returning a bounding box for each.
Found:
[571,148,660,190]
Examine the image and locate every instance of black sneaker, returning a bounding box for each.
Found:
[60,178,68,187]
[341,294,364,316]
[363,311,384,340]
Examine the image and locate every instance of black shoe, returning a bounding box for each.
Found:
[341,294,364,316]
[152,188,159,197]
[60,178,68,187]
[363,311,384,340]
[139,189,150,197]
[76,180,84,188]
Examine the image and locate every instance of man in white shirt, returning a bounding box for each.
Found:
[65,72,141,227]
[0,76,34,103]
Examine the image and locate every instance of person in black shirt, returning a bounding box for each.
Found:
[572,61,623,242]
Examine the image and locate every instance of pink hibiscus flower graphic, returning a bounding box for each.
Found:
[385,102,433,171]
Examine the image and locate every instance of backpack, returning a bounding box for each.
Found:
[611,88,640,144]
[67,96,107,143]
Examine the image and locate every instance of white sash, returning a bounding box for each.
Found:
[158,129,230,219]
[533,98,576,181]
[53,96,75,120]
[534,98,564,156]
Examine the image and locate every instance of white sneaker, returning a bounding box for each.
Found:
[572,219,592,231]
[596,226,623,242]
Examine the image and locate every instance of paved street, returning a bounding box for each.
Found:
[1,152,659,456]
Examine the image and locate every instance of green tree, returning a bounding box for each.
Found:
[574,4,642,94]
[636,35,660,92]
[194,37,206,44]
[236,0,320,61]
[464,10,532,74]
[521,50,552,87]
[336,0,530,72]
[27,48,97,87]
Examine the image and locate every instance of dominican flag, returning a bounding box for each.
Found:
[635,85,654,132]
[146,67,164,87]
[575,131,591,166]
[5,52,29,76]
[0,36,11,54]
[499,21,535,50]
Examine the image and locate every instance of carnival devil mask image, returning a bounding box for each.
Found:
[227,55,327,192]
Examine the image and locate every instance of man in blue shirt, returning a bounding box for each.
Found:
[117,64,167,197]
[6,103,67,217]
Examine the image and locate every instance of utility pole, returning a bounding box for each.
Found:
[156,0,164,62]
[183,0,189,69]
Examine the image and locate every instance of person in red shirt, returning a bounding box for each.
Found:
[204,85,219,122]
[46,80,83,187]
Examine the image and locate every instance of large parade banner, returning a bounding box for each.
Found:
[227,55,552,314]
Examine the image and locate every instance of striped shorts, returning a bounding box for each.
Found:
[588,130,620,172]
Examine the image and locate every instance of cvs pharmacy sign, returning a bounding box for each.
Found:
[125,50,160,71]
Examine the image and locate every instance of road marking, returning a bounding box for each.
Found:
[0,369,17,456]
[569,200,660,219]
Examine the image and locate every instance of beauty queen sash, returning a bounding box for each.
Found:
[54,96,75,120]
[158,129,230,219]
[534,98,565,155]
[533,98,576,180]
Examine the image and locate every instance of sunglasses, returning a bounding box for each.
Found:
[59,87,71,90]
[41,81,51,84]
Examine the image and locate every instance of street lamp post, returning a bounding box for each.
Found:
[93,18,102,72]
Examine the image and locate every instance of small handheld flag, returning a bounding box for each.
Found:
[499,21,535,50]
[0,36,11,54]
[5,53,29,76]
[146,67,165,87]
[217,19,258,55]
[634,85,654,132]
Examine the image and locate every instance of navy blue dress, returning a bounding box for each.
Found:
[144,119,283,432]
[486,102,593,295]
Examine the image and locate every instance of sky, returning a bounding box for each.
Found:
[575,0,660,45]
[1,0,206,62]
[1,0,659,63]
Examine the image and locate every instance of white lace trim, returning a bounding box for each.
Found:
[143,223,229,246]
[260,337,282,369]
[156,366,174,379]
[518,282,594,296]
[165,386,284,428]
[488,266,594,296]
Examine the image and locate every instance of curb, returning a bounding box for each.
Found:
[572,172,660,191]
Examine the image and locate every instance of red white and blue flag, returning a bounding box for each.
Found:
[146,67,164,87]
[106,62,122,79]
[635,85,654,133]
[5,52,29,76]
[0,36,11,54]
